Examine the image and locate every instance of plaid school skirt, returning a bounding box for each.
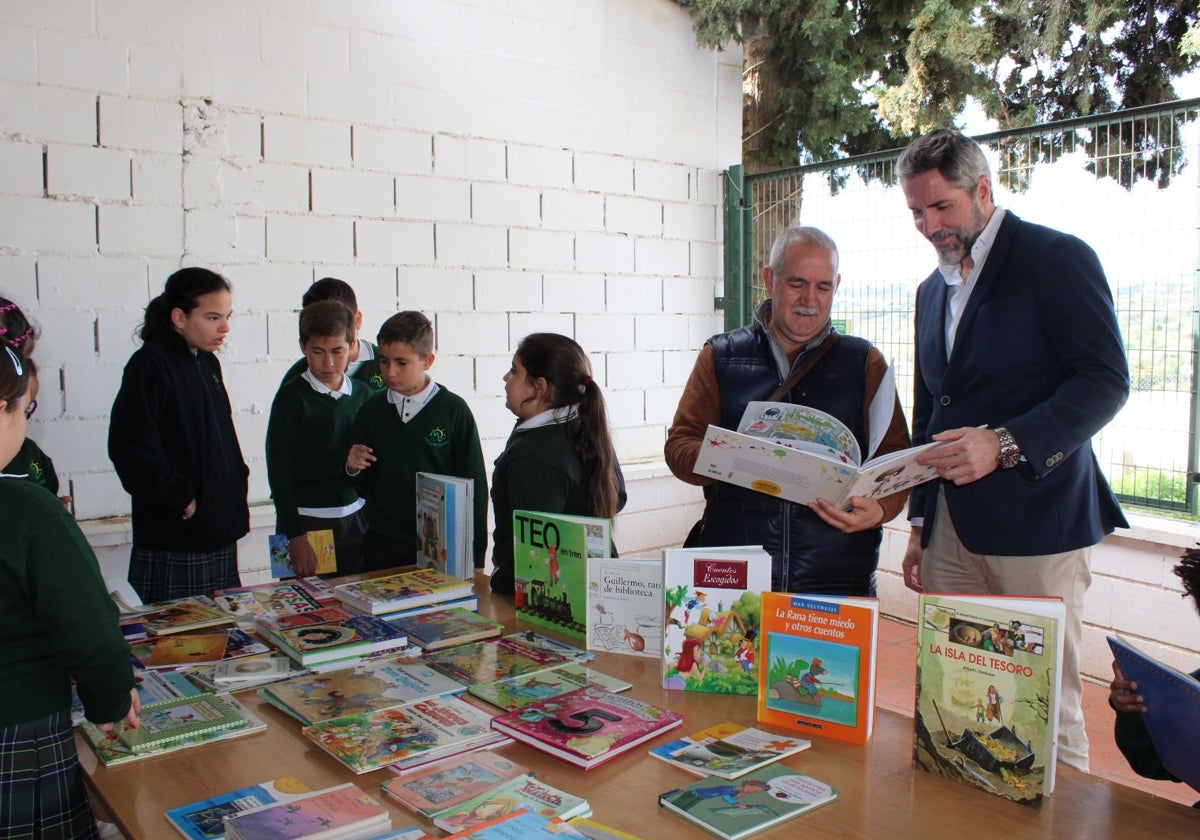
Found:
[0,710,100,840]
[128,543,240,603]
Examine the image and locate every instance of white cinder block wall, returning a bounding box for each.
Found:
[2,0,1195,687]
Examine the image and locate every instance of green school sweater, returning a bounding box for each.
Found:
[3,437,60,495]
[281,341,386,394]
[350,386,488,566]
[0,477,133,726]
[266,376,370,538]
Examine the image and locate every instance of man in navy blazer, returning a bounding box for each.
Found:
[898,129,1130,772]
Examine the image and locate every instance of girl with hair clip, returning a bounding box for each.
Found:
[489,333,626,594]
[108,268,250,602]
[0,305,139,839]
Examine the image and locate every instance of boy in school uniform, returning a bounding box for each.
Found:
[267,301,371,576]
[280,277,386,394]
[346,311,489,572]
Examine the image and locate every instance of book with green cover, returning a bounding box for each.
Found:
[659,765,838,840]
[117,693,250,753]
[422,635,570,686]
[80,694,266,765]
[513,509,611,642]
[469,662,632,711]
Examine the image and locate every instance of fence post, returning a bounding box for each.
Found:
[720,165,752,331]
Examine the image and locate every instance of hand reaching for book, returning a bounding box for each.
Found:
[96,688,142,732]
[289,535,319,577]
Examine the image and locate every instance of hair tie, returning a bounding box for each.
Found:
[9,326,33,348]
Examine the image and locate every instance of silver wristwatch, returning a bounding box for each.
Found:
[994,426,1021,470]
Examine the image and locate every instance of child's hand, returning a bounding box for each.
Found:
[289,535,320,577]
[347,444,375,474]
[1109,661,1146,713]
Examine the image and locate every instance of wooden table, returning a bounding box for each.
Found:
[80,572,1198,838]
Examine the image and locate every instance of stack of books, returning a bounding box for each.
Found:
[258,607,410,668]
[386,606,503,652]
[140,596,234,637]
[220,782,391,840]
[416,472,476,580]
[213,577,337,623]
[335,567,477,622]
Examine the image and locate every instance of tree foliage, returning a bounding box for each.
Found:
[678,0,1200,173]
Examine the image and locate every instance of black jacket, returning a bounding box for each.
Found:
[108,329,249,551]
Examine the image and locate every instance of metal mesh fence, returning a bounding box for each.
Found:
[737,100,1200,512]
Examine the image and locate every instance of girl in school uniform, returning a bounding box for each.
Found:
[0,310,138,840]
[489,333,626,594]
[108,268,250,602]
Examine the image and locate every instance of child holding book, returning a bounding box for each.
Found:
[0,306,140,840]
[267,301,370,576]
[280,277,385,394]
[346,311,488,572]
[1109,546,1200,794]
[108,268,250,601]
[489,333,626,594]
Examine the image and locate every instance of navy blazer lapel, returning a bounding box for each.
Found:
[918,274,949,388]
[945,211,1020,375]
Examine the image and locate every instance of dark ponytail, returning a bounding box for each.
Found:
[140,268,232,343]
[513,333,619,519]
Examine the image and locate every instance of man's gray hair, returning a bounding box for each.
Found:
[768,226,840,276]
[896,128,990,194]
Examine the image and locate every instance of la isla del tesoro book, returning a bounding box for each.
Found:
[756,592,879,745]
[914,593,1065,807]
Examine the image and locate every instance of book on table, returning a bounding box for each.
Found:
[756,592,879,745]
[258,654,466,725]
[438,810,584,840]
[216,575,337,606]
[141,595,234,636]
[566,816,645,839]
[221,782,390,840]
[164,776,314,840]
[489,685,683,770]
[658,765,838,840]
[649,720,811,779]
[213,581,326,622]
[268,528,337,577]
[380,749,530,818]
[421,634,573,686]
[468,661,631,712]
[432,774,590,833]
[692,399,941,507]
[335,567,475,615]
[1107,634,1200,793]
[270,612,409,667]
[661,545,771,696]
[416,471,475,579]
[143,631,229,669]
[584,556,663,659]
[387,605,503,651]
[914,593,1065,808]
[211,654,294,687]
[80,693,266,766]
[513,509,611,642]
[301,693,502,774]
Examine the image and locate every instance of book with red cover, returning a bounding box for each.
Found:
[489,685,683,770]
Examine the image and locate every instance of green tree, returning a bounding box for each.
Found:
[679,0,1199,174]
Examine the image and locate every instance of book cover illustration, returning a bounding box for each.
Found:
[1107,635,1200,793]
[216,575,336,604]
[585,557,662,659]
[417,471,475,579]
[693,398,941,508]
[661,547,771,695]
[141,596,233,636]
[658,764,838,840]
[500,630,593,663]
[335,567,475,615]
[489,685,683,770]
[273,613,407,666]
[131,668,205,706]
[389,606,503,651]
[212,654,293,686]
[255,605,356,637]
[469,662,632,711]
[164,776,313,840]
[268,529,337,578]
[914,594,1064,807]
[381,749,529,817]
[213,583,324,622]
[79,694,266,766]
[260,655,465,725]
[756,593,878,745]
[423,635,571,686]
[222,783,389,840]
[649,721,811,779]
[433,774,590,832]
[301,694,498,774]
[513,510,611,642]
[145,632,229,669]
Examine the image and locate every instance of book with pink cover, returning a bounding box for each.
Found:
[489,685,683,770]
[221,782,390,840]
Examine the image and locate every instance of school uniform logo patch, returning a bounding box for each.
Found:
[424,426,449,446]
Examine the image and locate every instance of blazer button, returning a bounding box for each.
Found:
[939,395,951,406]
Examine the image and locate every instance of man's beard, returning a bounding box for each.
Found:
[930,200,987,265]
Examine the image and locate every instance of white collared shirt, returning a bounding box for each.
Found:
[301,369,353,399]
[514,405,578,432]
[937,207,1006,357]
[388,376,439,423]
[346,337,374,377]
